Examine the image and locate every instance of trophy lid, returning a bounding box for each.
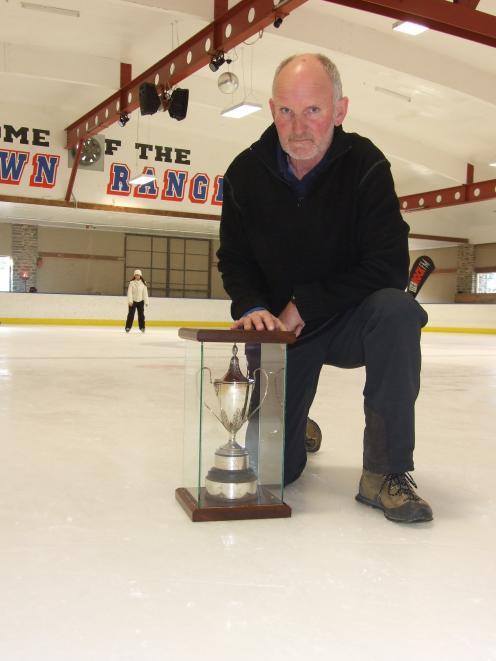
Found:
[217,344,249,384]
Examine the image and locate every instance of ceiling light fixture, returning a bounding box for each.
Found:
[20,2,80,17]
[129,111,157,187]
[220,47,262,119]
[392,20,428,36]
[118,112,130,127]
[489,162,496,167]
[374,86,411,103]
[209,51,232,72]
[221,102,262,119]
[129,174,157,185]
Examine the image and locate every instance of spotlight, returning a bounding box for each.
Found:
[209,51,232,72]
[118,112,130,127]
[273,16,283,28]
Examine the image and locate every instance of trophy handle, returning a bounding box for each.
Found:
[199,367,219,419]
[199,365,213,390]
[200,366,225,426]
[247,367,269,420]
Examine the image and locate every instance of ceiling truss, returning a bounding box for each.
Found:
[65,0,308,151]
[399,179,496,213]
[323,0,496,47]
[66,0,496,154]
[64,0,309,200]
[64,0,496,210]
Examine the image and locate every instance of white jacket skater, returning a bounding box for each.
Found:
[125,269,149,333]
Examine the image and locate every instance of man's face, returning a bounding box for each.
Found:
[269,57,348,168]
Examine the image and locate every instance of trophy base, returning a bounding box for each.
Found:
[175,486,292,522]
[205,466,258,501]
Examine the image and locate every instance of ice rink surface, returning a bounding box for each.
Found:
[1,325,495,661]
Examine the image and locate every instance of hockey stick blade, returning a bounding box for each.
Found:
[407,255,435,298]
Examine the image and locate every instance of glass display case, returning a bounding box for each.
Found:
[176,328,296,521]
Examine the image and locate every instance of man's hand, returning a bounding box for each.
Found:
[231,309,287,332]
[278,300,305,337]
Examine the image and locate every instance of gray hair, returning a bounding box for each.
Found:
[272,53,343,103]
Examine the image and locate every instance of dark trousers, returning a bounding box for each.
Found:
[248,288,428,485]
[126,301,145,330]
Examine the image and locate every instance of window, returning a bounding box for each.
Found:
[476,272,496,294]
[124,234,211,298]
[0,256,12,292]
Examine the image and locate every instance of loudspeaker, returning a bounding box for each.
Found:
[168,88,189,121]
[139,83,161,116]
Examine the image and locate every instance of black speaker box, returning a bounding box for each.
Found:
[168,88,189,121]
[139,83,161,116]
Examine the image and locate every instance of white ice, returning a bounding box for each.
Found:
[0,325,495,661]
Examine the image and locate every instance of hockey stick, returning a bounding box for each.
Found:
[406,255,435,298]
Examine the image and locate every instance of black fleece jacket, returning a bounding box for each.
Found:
[217,124,410,324]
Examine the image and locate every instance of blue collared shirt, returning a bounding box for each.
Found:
[276,140,335,198]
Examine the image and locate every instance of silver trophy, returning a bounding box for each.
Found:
[202,344,268,501]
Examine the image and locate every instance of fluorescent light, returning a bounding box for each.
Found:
[20,2,80,17]
[393,20,428,36]
[129,174,157,185]
[221,102,262,119]
[374,86,411,103]
[489,162,496,167]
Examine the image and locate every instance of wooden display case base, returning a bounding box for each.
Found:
[175,486,292,522]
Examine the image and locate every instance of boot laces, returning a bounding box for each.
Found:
[383,472,420,502]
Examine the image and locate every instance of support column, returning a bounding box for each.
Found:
[12,224,38,293]
[456,244,475,294]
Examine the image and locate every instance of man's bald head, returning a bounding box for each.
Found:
[272,53,343,104]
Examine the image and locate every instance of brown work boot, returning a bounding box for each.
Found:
[356,470,433,523]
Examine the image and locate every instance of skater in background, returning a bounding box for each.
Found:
[125,269,149,333]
